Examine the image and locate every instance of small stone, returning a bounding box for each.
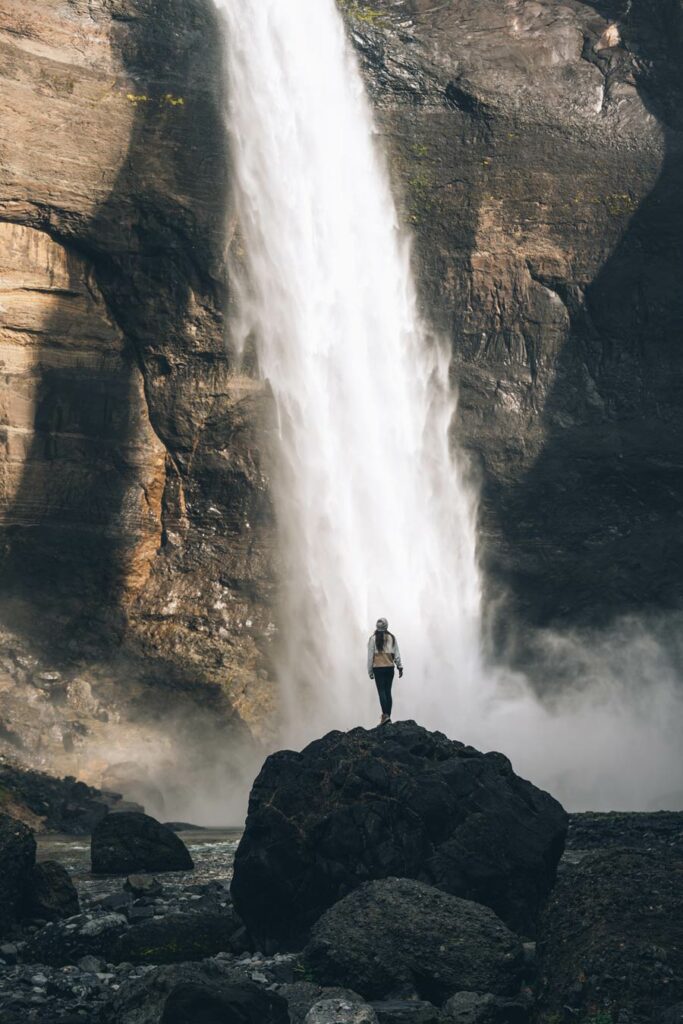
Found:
[97,892,132,911]
[0,943,18,965]
[305,998,379,1024]
[125,874,163,897]
[78,956,104,973]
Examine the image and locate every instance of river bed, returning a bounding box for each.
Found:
[36,828,243,909]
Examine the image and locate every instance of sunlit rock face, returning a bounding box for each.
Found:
[0,0,276,752]
[344,0,683,643]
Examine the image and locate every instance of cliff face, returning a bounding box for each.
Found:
[345,0,683,645]
[0,0,276,754]
[0,0,682,759]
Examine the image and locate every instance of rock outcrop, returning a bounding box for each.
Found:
[91,811,194,874]
[343,0,683,640]
[231,723,567,949]
[304,877,524,1003]
[0,813,36,935]
[25,860,80,922]
[537,848,683,1022]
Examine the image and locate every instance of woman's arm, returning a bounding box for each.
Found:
[393,637,403,673]
[367,636,375,678]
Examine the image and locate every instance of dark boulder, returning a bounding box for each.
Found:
[278,983,371,1024]
[232,723,567,949]
[537,849,683,1023]
[441,991,531,1024]
[0,812,36,935]
[160,980,289,1024]
[304,877,523,1004]
[23,912,127,966]
[304,999,379,1023]
[91,811,194,874]
[25,860,80,921]
[100,964,287,1024]
[112,909,245,964]
[372,1001,444,1024]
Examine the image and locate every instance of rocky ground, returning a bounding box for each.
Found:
[0,722,680,1024]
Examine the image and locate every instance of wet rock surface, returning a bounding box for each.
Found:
[91,812,194,875]
[232,722,567,948]
[304,877,524,1003]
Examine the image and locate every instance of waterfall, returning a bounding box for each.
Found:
[215,0,683,810]
[218,0,483,740]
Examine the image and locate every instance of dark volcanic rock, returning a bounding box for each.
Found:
[23,912,128,966]
[442,991,531,1024]
[91,812,194,874]
[0,812,36,935]
[112,909,244,964]
[567,810,683,855]
[161,980,289,1024]
[278,983,371,1024]
[0,761,131,834]
[537,848,683,1023]
[231,723,567,949]
[25,860,80,921]
[371,1001,443,1024]
[304,877,523,1003]
[101,963,286,1024]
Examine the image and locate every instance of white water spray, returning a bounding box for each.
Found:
[219,0,482,738]
[216,0,683,810]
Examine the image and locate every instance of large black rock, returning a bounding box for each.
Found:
[25,860,80,921]
[100,964,289,1024]
[113,910,245,964]
[161,981,289,1024]
[91,812,194,874]
[231,723,567,950]
[304,877,524,1003]
[537,848,683,1023]
[0,813,36,936]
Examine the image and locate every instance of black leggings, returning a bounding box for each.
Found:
[374,667,395,716]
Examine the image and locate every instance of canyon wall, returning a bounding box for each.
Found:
[0,0,682,763]
[0,0,275,770]
[346,0,683,651]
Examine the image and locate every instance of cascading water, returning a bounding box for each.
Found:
[219,0,483,740]
[216,0,683,809]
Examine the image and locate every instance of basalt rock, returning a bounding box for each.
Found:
[160,981,289,1024]
[101,963,288,1024]
[25,860,80,921]
[304,877,523,1004]
[91,812,194,875]
[231,722,567,949]
[537,848,683,1023]
[0,813,36,935]
[112,909,245,964]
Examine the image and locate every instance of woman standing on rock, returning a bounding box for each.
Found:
[368,617,403,725]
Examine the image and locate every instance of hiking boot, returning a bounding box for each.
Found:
[380,713,389,725]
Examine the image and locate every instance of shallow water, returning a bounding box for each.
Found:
[36,828,243,908]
